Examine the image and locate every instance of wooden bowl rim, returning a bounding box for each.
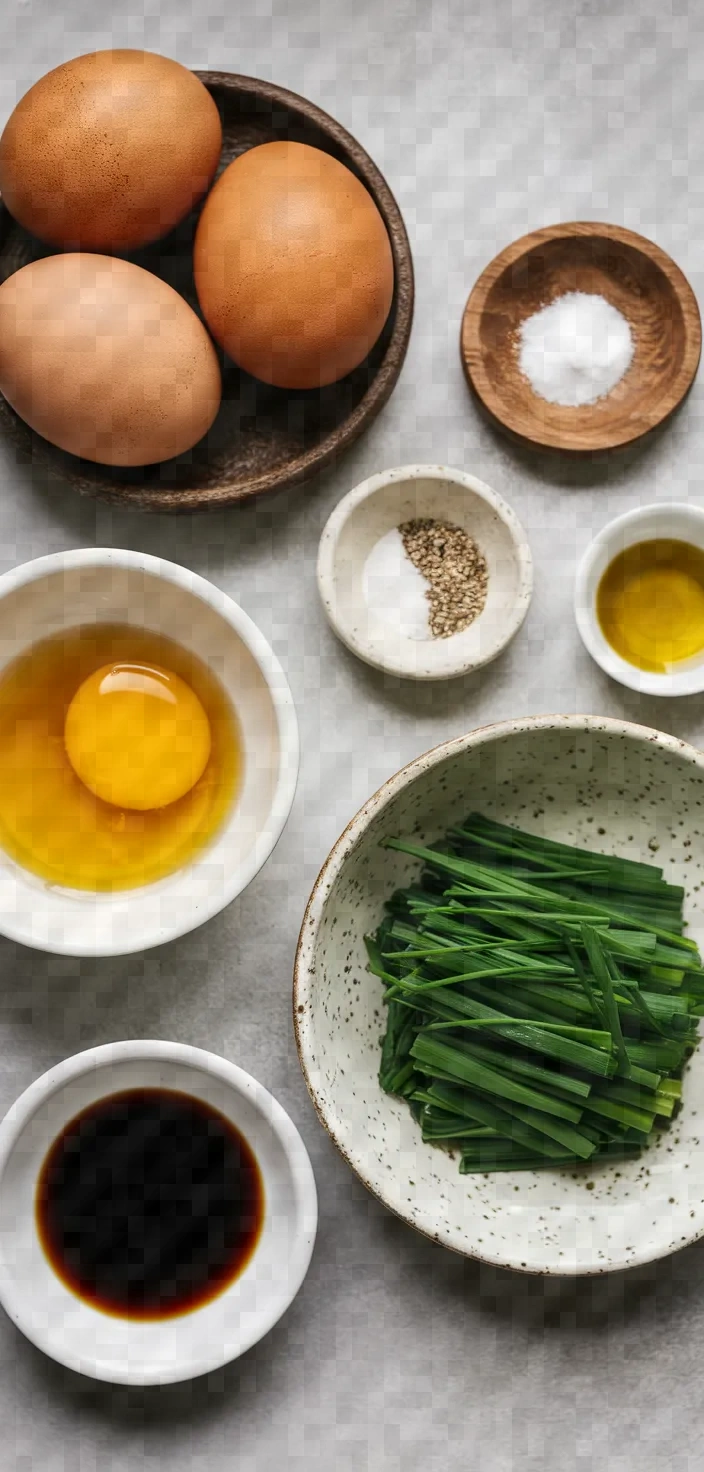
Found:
[460,220,702,453]
[0,70,414,512]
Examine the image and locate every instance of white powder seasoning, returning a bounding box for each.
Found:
[518,291,635,407]
[363,527,431,640]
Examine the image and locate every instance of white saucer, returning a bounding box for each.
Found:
[575,501,704,696]
[0,1041,317,1385]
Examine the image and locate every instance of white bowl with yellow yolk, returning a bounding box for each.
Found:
[0,549,299,956]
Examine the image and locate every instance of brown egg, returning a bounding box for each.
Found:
[0,50,222,250]
[193,141,394,389]
[0,254,222,466]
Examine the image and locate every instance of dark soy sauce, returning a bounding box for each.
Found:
[36,1088,264,1320]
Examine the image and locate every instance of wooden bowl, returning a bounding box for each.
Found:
[0,73,414,513]
[460,222,701,453]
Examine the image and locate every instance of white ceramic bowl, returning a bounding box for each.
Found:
[0,549,298,956]
[0,1041,317,1384]
[575,501,704,695]
[294,715,704,1276]
[317,465,533,679]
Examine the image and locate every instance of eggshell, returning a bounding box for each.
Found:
[0,50,222,250]
[193,140,395,389]
[0,254,222,466]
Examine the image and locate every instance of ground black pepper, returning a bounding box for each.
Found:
[399,518,488,638]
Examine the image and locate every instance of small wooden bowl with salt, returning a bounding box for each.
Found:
[316,464,533,680]
[460,222,701,453]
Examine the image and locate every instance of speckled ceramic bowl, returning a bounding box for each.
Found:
[317,465,533,680]
[294,716,704,1275]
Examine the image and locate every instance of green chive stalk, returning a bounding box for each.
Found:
[370,813,700,1176]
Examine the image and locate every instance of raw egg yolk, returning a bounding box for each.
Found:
[64,662,212,811]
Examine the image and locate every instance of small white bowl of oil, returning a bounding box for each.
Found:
[0,1040,317,1384]
[0,548,298,956]
[575,502,704,696]
[317,465,533,680]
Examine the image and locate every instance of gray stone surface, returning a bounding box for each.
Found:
[0,0,703,1466]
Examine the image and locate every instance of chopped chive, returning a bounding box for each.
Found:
[581,925,631,1076]
[374,814,700,1178]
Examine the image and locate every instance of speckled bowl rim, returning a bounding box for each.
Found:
[316,464,534,680]
[293,713,704,1276]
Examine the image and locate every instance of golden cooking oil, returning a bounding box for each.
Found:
[597,538,704,674]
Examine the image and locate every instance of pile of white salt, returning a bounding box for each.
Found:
[518,291,634,407]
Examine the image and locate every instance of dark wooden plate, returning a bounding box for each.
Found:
[0,72,414,512]
[460,221,701,453]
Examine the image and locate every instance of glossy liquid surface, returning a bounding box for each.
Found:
[0,624,241,890]
[64,661,213,810]
[36,1088,264,1320]
[597,538,704,673]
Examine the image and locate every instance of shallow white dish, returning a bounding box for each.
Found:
[0,548,299,956]
[0,1040,317,1384]
[294,715,704,1276]
[317,464,533,679]
[575,501,704,695]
